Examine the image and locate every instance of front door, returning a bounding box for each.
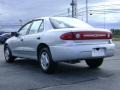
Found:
[12,22,32,57]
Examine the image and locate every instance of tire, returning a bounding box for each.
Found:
[85,58,103,68]
[38,48,56,74]
[4,45,15,63]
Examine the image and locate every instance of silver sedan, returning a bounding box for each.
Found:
[4,17,115,73]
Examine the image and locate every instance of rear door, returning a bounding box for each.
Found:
[20,19,44,59]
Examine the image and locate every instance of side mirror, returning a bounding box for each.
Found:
[11,32,19,37]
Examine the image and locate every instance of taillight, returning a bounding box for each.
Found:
[60,31,112,40]
[60,32,75,40]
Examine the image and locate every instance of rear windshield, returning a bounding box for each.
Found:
[50,17,93,29]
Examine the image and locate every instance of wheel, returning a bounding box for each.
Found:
[85,58,103,68]
[4,45,15,63]
[38,48,56,73]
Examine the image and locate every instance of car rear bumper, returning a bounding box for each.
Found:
[50,43,115,62]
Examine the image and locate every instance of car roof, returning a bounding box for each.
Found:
[35,16,75,20]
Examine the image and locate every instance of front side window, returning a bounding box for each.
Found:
[28,20,43,34]
[19,23,31,36]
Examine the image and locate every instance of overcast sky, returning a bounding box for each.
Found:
[0,0,120,29]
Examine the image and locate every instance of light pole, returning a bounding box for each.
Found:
[86,0,88,23]
[67,8,70,17]
[70,0,77,18]
[19,19,23,26]
[103,0,106,29]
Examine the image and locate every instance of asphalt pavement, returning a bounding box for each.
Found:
[0,42,120,90]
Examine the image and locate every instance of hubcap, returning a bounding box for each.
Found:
[4,48,10,60]
[40,51,49,70]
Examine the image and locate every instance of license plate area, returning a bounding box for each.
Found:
[92,48,105,57]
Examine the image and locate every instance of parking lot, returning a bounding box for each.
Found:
[0,42,120,90]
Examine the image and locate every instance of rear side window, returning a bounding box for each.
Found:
[28,20,43,34]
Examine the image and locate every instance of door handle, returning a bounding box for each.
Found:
[37,37,41,40]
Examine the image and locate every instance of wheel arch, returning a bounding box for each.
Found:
[37,43,50,58]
